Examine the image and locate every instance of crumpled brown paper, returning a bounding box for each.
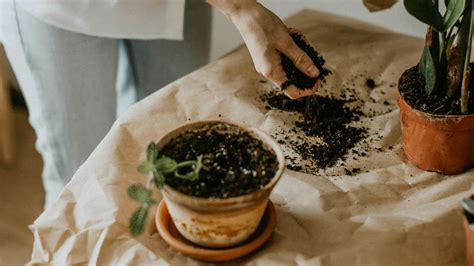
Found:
[29,10,474,265]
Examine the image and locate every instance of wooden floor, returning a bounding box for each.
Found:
[0,109,44,265]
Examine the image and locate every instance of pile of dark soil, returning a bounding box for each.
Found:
[160,123,278,198]
[261,92,367,171]
[281,33,331,90]
[399,66,474,115]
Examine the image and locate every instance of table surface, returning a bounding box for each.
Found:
[29,10,474,265]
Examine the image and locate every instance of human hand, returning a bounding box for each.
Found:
[209,0,321,99]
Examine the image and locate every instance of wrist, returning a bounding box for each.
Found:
[227,1,261,24]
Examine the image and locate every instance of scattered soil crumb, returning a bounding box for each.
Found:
[366,78,376,89]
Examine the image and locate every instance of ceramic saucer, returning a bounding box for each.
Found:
[155,199,276,262]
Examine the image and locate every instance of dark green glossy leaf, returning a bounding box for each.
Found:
[404,0,444,31]
[443,0,465,30]
[462,198,474,214]
[127,184,151,203]
[419,46,437,94]
[129,207,148,236]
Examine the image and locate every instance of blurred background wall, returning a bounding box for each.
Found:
[210,0,426,60]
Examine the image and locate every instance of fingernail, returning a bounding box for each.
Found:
[307,65,319,77]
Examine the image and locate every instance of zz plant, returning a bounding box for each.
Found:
[127,143,203,236]
[404,0,473,114]
[463,196,474,229]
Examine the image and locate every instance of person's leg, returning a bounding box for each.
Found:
[128,0,212,99]
[116,40,138,117]
[5,2,118,207]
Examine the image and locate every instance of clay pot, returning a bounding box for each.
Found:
[397,91,474,175]
[464,217,474,266]
[155,120,285,248]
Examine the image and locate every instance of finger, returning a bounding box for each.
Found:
[282,84,300,100]
[258,64,287,88]
[256,50,288,88]
[283,80,321,100]
[279,37,320,78]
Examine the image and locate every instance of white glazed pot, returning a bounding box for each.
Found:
[156,120,285,248]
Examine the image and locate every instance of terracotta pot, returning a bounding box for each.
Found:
[464,217,474,266]
[156,120,285,248]
[397,89,474,175]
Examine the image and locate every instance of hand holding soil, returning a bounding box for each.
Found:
[209,0,324,99]
[280,32,331,99]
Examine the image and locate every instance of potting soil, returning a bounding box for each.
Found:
[160,123,279,198]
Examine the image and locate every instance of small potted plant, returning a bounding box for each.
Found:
[399,0,474,174]
[127,120,285,248]
[462,196,474,266]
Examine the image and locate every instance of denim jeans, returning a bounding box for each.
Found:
[3,0,211,208]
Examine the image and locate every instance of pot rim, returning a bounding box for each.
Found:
[397,67,474,120]
[157,119,285,212]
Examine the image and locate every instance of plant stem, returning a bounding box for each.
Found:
[439,34,448,94]
[460,1,473,114]
[446,24,456,44]
[176,161,198,168]
[436,0,446,94]
[146,174,154,189]
[461,68,471,113]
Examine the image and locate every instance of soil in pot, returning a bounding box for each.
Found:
[159,123,279,199]
[399,65,474,115]
[281,33,331,90]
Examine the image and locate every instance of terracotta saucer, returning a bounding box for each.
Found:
[155,200,276,262]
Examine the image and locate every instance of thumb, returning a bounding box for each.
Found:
[280,38,320,78]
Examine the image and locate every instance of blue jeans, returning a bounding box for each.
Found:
[4,1,211,207]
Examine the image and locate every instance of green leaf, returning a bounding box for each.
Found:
[153,170,166,188]
[404,0,444,32]
[462,198,474,214]
[129,207,149,236]
[137,162,155,174]
[419,46,437,94]
[146,142,159,162]
[145,198,158,206]
[127,184,151,203]
[155,156,178,174]
[443,0,465,30]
